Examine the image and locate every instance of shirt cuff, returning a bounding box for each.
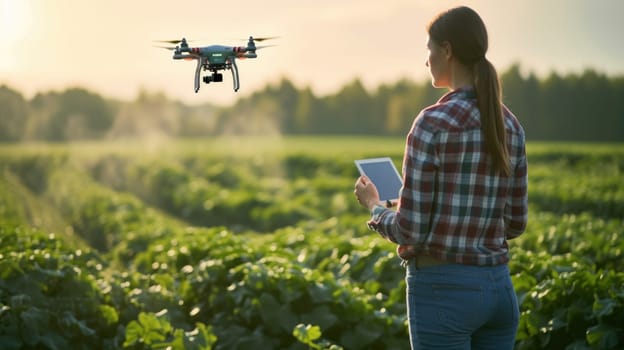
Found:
[367,204,387,231]
[370,204,386,216]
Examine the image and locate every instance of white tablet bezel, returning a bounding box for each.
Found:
[354,157,403,202]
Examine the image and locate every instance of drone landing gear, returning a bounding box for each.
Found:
[230,58,240,92]
[193,58,240,93]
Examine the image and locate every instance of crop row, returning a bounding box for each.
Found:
[1,142,623,349]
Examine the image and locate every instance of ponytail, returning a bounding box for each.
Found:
[428,6,512,176]
[474,58,511,176]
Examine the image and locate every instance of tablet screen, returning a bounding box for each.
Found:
[354,157,403,201]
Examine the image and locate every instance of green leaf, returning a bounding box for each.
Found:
[10,294,31,311]
[301,305,339,330]
[586,324,620,348]
[259,293,299,334]
[19,307,49,346]
[305,325,322,342]
[182,323,217,350]
[339,323,382,349]
[592,297,616,318]
[123,320,143,347]
[99,304,119,326]
[0,259,23,279]
[564,339,591,350]
[169,329,186,350]
[293,323,322,347]
[61,311,96,337]
[138,312,171,344]
[309,282,334,303]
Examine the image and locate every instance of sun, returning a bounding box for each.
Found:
[1,0,32,40]
[0,0,32,70]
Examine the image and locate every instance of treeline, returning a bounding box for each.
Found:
[1,64,622,142]
[0,88,219,142]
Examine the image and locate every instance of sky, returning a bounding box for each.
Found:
[1,0,623,106]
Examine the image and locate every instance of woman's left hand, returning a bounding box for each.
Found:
[354,176,380,210]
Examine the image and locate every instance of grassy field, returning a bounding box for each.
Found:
[1,137,623,349]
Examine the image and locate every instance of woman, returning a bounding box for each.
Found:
[354,6,528,350]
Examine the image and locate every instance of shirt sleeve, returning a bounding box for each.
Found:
[505,135,528,239]
[367,114,438,246]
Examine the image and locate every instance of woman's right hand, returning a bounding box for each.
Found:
[354,175,380,210]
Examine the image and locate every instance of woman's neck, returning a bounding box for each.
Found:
[448,60,474,90]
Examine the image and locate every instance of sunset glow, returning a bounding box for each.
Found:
[0,0,33,70]
[1,0,622,105]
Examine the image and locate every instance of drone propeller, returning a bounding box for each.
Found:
[154,45,177,50]
[252,36,279,42]
[236,44,275,59]
[154,39,184,44]
[153,38,197,45]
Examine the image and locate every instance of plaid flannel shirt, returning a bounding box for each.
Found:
[368,87,528,266]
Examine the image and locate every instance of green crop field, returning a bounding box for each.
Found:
[1,137,623,350]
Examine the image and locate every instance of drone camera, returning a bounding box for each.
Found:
[203,73,223,84]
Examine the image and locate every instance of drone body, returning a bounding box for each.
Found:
[157,36,273,93]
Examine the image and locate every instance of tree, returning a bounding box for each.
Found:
[322,78,378,134]
[1,65,622,141]
[501,64,541,139]
[109,89,181,139]
[44,88,114,141]
[0,85,29,142]
[292,87,316,133]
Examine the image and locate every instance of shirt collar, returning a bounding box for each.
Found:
[437,86,476,104]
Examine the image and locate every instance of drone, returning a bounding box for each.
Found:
[155,36,275,93]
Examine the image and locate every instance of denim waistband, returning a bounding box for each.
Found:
[406,259,510,281]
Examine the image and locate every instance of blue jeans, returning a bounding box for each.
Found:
[405,260,519,350]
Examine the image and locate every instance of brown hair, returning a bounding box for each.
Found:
[427,6,511,176]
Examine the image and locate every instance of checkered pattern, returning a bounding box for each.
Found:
[368,87,528,266]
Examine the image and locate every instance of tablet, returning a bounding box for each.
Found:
[354,157,403,202]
